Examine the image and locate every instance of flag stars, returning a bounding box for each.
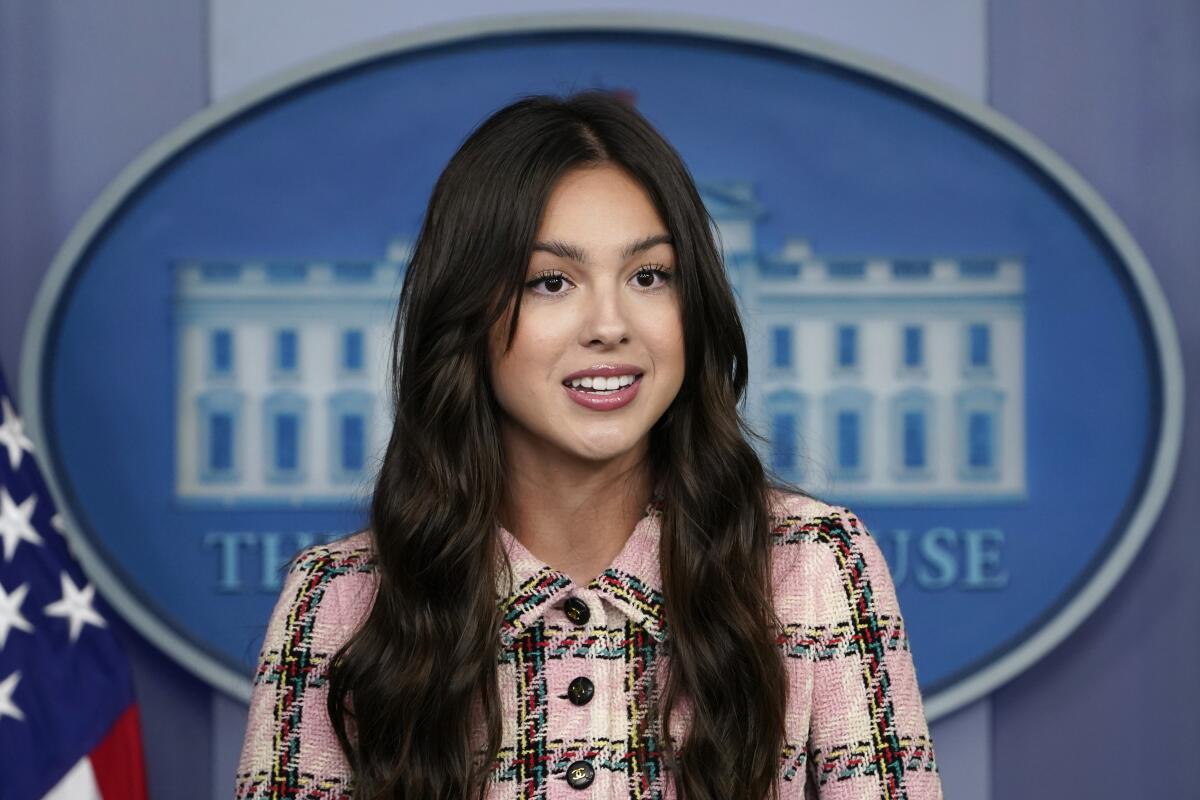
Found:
[0,396,35,470]
[0,671,23,722]
[0,581,34,649]
[0,487,41,563]
[43,572,106,643]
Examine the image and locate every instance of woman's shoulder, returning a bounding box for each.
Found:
[766,489,941,795]
[288,529,377,579]
[238,531,377,797]
[765,486,841,526]
[277,529,380,630]
[293,528,377,568]
[765,485,867,554]
[765,488,897,612]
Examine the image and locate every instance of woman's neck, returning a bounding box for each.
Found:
[498,465,654,586]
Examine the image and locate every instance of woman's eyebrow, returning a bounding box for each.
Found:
[531,233,673,264]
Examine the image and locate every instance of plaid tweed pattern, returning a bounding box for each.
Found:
[235,491,942,798]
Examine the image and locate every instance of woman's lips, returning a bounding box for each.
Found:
[562,375,642,410]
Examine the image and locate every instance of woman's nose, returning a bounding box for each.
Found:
[581,281,630,345]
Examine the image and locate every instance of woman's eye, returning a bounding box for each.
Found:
[633,266,673,290]
[525,271,572,295]
[524,265,674,296]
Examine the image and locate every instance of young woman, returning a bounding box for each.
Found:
[236,91,942,800]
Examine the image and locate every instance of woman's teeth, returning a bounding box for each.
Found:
[566,374,640,393]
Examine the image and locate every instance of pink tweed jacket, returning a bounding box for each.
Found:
[235,489,942,799]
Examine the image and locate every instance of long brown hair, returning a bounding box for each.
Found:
[325,90,808,799]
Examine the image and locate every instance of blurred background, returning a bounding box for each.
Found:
[1,2,1196,798]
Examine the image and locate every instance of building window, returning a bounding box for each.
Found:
[201,263,240,282]
[210,414,233,471]
[960,258,998,278]
[968,323,991,368]
[903,410,926,468]
[837,411,860,469]
[967,412,993,469]
[196,390,243,483]
[328,390,374,484]
[342,329,364,372]
[765,389,806,482]
[771,413,796,469]
[210,329,233,376]
[276,329,298,373]
[770,326,792,369]
[890,389,934,480]
[835,325,858,369]
[893,259,932,279]
[827,260,866,279]
[772,413,796,470]
[335,262,374,282]
[824,388,870,481]
[267,263,307,283]
[903,325,923,369]
[340,414,365,471]
[274,414,299,470]
[956,387,1003,481]
[263,392,307,484]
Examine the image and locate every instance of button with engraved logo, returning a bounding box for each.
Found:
[566,759,594,789]
[563,596,590,625]
[567,675,594,706]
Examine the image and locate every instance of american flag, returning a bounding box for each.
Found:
[0,365,147,799]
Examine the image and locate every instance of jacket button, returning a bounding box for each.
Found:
[567,676,594,706]
[565,759,594,789]
[563,597,590,625]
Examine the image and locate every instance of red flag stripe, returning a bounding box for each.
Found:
[89,703,148,800]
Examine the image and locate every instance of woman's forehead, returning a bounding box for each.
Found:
[536,166,667,241]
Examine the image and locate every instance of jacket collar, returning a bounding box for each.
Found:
[495,488,666,648]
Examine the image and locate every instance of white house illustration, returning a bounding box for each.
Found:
[171,241,410,505]
[171,182,1026,507]
[706,181,1027,504]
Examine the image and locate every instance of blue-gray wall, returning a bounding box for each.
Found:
[0,1,213,796]
[988,2,1198,797]
[1,1,1195,798]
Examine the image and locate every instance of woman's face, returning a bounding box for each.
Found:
[488,163,685,471]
